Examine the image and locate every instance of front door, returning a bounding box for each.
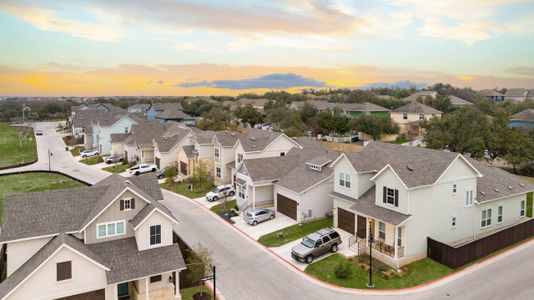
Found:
[357,215,367,239]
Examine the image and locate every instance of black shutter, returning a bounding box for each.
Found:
[131,198,135,209]
[57,261,72,281]
[394,189,399,207]
[383,186,387,203]
[120,199,124,211]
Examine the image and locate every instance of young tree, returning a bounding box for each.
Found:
[185,244,213,286]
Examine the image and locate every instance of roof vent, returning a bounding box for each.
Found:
[406,165,414,171]
[231,133,235,136]
[480,191,486,196]
[494,188,499,192]
[125,180,132,185]
[507,185,513,190]
[252,145,256,148]
[519,183,525,187]
[250,136,256,141]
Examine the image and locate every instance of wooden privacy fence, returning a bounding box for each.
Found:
[428,218,534,269]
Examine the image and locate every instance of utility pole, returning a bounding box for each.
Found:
[367,221,374,288]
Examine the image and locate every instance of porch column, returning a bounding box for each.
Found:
[174,270,180,296]
[252,185,256,209]
[365,217,370,247]
[145,277,149,300]
[394,225,398,259]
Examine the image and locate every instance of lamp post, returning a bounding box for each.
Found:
[367,221,374,288]
[48,150,53,171]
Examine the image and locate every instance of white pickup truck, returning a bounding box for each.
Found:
[128,164,157,176]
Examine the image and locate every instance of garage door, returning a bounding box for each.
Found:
[337,208,355,234]
[55,289,105,300]
[276,194,297,220]
[180,161,188,175]
[155,157,161,169]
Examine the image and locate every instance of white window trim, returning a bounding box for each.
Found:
[123,198,133,211]
[465,188,474,207]
[237,153,243,163]
[497,205,503,223]
[378,222,386,240]
[520,199,526,218]
[481,209,492,229]
[386,187,395,206]
[214,147,220,158]
[451,215,457,228]
[339,172,351,189]
[215,166,222,179]
[96,220,126,239]
[396,227,402,247]
[149,224,162,247]
[452,183,457,195]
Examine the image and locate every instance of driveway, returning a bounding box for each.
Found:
[270,229,355,271]
[232,209,298,240]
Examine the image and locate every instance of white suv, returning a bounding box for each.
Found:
[128,164,157,176]
[205,184,235,202]
[80,149,99,158]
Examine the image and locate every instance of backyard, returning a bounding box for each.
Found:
[258,217,333,247]
[0,123,37,168]
[305,254,453,290]
[0,172,85,220]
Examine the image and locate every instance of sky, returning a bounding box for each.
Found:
[0,0,534,96]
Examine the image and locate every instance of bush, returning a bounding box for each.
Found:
[164,177,175,186]
[334,261,352,279]
[164,166,178,178]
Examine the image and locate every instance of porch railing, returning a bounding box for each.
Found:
[371,240,395,257]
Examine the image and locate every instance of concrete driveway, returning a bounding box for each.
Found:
[271,229,355,270]
[232,209,298,240]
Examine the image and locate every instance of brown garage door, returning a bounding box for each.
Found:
[155,157,161,169]
[277,194,297,220]
[338,208,355,234]
[55,289,105,300]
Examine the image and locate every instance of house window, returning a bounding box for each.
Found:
[124,127,128,133]
[216,166,221,178]
[397,227,402,247]
[339,173,351,188]
[150,275,162,283]
[419,113,425,120]
[481,209,492,228]
[452,184,457,194]
[280,152,285,156]
[378,222,386,240]
[386,188,395,205]
[520,200,526,217]
[238,185,246,199]
[97,220,126,239]
[496,205,503,223]
[403,113,408,120]
[451,216,457,228]
[150,225,162,245]
[57,261,72,282]
[214,148,220,158]
[237,153,243,163]
[120,198,135,211]
[465,189,474,206]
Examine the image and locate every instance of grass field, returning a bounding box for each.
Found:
[0,123,37,168]
[0,172,85,220]
[258,217,333,247]
[210,200,236,214]
[180,285,213,300]
[305,254,453,289]
[79,155,104,165]
[102,162,135,174]
[161,181,214,199]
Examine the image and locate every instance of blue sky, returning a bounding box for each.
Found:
[0,0,533,96]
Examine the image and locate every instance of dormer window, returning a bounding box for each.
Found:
[237,153,243,163]
[214,148,220,158]
[339,173,351,188]
[308,164,322,172]
[383,187,398,207]
[150,225,162,246]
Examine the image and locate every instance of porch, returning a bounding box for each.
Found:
[112,271,181,300]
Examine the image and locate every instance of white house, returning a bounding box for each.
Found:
[89,114,145,155]
[330,142,534,268]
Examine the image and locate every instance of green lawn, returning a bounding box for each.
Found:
[79,155,104,165]
[210,200,236,214]
[180,285,213,300]
[102,162,135,174]
[70,146,84,157]
[0,172,85,220]
[258,217,333,247]
[161,181,214,199]
[305,254,453,290]
[0,123,37,168]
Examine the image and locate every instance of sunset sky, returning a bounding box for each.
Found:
[1,0,534,96]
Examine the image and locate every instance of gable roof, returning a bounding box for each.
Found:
[480,89,504,97]
[150,102,183,111]
[0,234,109,300]
[392,102,442,114]
[403,91,437,102]
[155,125,192,152]
[214,131,240,147]
[181,145,196,159]
[0,174,166,243]
[196,130,215,144]
[237,128,300,152]
[510,109,534,122]
[505,88,529,97]
[293,100,389,112]
[155,109,194,121]
[130,204,178,230]
[448,95,473,106]
[349,187,412,226]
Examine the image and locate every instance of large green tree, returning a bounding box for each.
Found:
[235,105,264,127]
[351,115,399,141]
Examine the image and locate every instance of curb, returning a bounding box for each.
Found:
[164,189,534,296]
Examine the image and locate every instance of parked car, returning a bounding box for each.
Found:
[244,208,275,226]
[128,164,157,176]
[35,129,43,136]
[105,156,123,164]
[156,169,165,179]
[80,149,99,158]
[205,184,235,202]
[291,228,341,264]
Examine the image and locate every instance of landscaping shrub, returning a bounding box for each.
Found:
[334,261,352,279]
[164,177,175,186]
[164,166,178,178]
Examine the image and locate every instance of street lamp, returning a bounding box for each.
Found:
[48,150,53,171]
[367,221,374,288]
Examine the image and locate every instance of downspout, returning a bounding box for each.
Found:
[472,201,477,241]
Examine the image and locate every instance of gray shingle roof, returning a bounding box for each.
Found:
[151,102,183,111]
[214,131,240,147]
[392,102,442,114]
[349,187,412,226]
[294,101,389,112]
[505,88,528,97]
[238,129,290,152]
[403,91,437,102]
[155,126,192,152]
[182,145,196,159]
[110,133,130,143]
[480,89,504,97]
[510,109,534,122]
[0,234,109,299]
[448,95,473,106]
[88,237,185,284]
[155,109,194,120]
[196,130,215,144]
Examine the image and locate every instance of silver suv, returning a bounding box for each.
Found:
[291,228,341,264]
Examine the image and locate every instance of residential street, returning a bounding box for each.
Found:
[3,122,534,300]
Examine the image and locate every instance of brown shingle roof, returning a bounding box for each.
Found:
[392,102,442,114]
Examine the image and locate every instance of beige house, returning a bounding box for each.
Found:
[390,102,442,134]
[0,174,185,300]
[177,131,216,179]
[330,142,534,268]
[153,125,195,170]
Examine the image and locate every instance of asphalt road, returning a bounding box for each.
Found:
[3,122,533,300]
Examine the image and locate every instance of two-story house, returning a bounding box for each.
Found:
[0,174,185,300]
[177,130,215,178]
[153,125,196,170]
[390,102,442,134]
[212,131,241,186]
[330,142,534,268]
[90,113,146,155]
